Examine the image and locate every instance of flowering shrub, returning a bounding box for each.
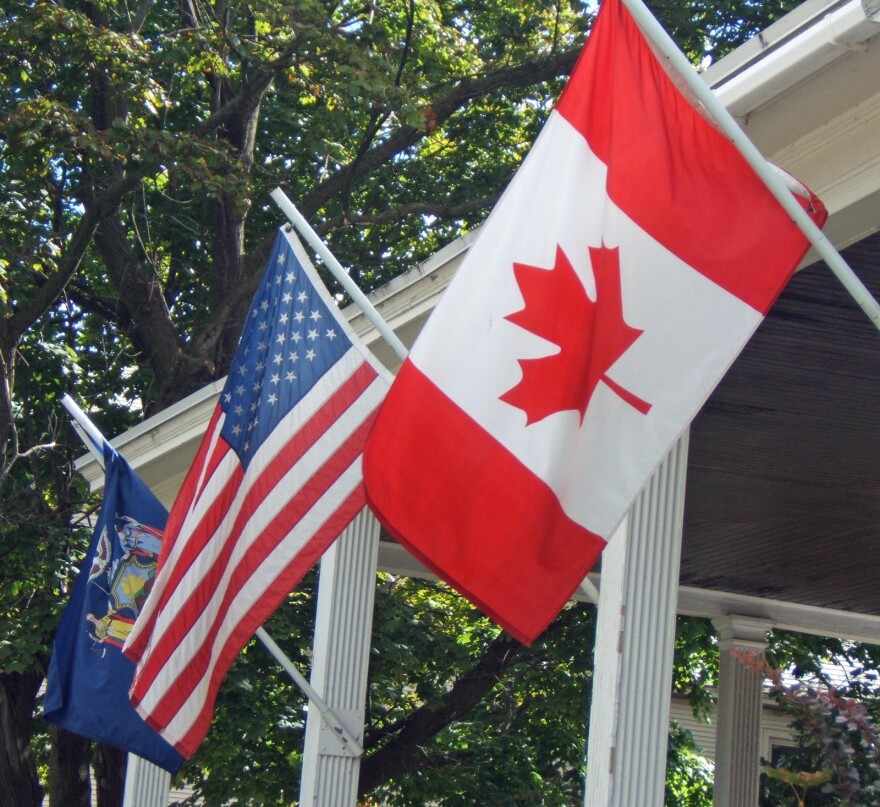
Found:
[734,649,880,805]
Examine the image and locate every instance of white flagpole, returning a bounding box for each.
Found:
[254,627,362,756]
[61,395,362,756]
[620,0,880,334]
[61,394,106,467]
[270,188,410,362]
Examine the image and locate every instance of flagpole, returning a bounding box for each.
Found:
[61,394,106,467]
[254,627,362,756]
[268,193,396,802]
[270,188,410,362]
[61,395,363,756]
[619,0,880,335]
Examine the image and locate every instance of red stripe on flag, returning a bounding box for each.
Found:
[129,362,378,692]
[144,455,241,638]
[136,412,377,732]
[194,418,234,502]
[555,0,823,313]
[125,448,242,664]
[159,407,225,572]
[364,360,606,645]
[127,409,239,666]
[171,485,369,757]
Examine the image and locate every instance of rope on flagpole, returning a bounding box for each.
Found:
[270,188,411,362]
[620,0,880,335]
[61,395,363,757]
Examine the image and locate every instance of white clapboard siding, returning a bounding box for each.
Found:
[670,694,798,763]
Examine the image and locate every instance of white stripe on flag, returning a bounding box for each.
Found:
[134,370,386,717]
[132,346,370,657]
[160,459,366,745]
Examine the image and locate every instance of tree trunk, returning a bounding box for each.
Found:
[94,742,127,807]
[48,726,92,807]
[93,215,183,395]
[208,87,261,380]
[0,670,44,807]
[211,197,253,375]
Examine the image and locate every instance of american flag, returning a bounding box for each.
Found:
[123,227,391,757]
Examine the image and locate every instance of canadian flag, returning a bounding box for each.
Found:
[363,0,826,644]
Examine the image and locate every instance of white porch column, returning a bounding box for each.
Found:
[712,615,773,807]
[299,509,380,806]
[122,756,170,807]
[583,432,689,807]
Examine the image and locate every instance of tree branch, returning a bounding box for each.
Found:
[358,606,581,798]
[317,194,499,234]
[93,213,183,390]
[7,171,141,341]
[189,49,577,401]
[340,0,415,216]
[298,47,579,219]
[357,630,527,796]
[194,56,291,139]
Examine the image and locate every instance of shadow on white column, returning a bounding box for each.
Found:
[299,509,380,807]
[712,614,773,807]
[584,432,689,807]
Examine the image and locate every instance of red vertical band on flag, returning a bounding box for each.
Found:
[556,0,826,312]
[157,407,225,574]
[364,360,606,644]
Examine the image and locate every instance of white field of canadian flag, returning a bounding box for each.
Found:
[363,0,826,644]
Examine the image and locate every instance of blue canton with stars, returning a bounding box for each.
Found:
[219,230,350,469]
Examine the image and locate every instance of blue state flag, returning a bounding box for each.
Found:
[43,443,184,773]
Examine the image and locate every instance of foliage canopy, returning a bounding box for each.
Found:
[0,0,811,802]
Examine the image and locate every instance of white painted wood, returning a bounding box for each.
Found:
[378,537,880,644]
[712,615,773,807]
[583,518,629,806]
[670,697,717,758]
[709,0,880,117]
[298,509,380,806]
[122,755,171,807]
[583,432,689,806]
[670,695,799,764]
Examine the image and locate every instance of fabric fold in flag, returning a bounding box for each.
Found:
[43,444,184,773]
[363,0,827,645]
[124,227,391,758]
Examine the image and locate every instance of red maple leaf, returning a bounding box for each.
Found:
[500,243,651,425]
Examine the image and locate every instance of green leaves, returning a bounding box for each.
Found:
[360,580,595,805]
[0,0,831,802]
[666,723,714,806]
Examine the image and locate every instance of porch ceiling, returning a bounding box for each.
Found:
[681,232,880,614]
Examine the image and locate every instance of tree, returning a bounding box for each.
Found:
[0,0,804,802]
